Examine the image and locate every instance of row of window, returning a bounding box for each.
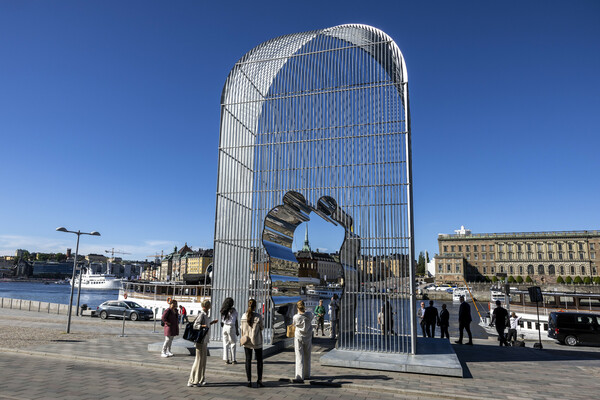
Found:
[443,242,595,254]
[479,264,597,276]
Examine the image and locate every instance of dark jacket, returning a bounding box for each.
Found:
[458,301,472,324]
[439,308,450,326]
[424,306,439,324]
[162,307,179,337]
[492,306,509,328]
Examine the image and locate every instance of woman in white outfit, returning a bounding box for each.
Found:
[293,300,313,382]
[220,297,239,364]
[188,300,218,387]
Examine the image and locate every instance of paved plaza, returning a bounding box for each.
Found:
[1,307,599,400]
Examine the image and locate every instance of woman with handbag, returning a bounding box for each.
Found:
[220,297,239,364]
[240,298,264,388]
[293,300,313,382]
[161,300,179,358]
[188,300,218,387]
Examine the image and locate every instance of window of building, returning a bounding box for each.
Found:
[473,245,478,252]
[491,267,495,273]
[481,245,486,252]
[519,266,523,275]
[581,266,586,275]
[438,265,442,273]
[466,245,470,252]
[456,265,460,273]
[537,243,543,252]
[443,246,448,252]
[527,244,532,251]
[498,244,504,252]
[548,265,555,275]
[482,253,486,260]
[490,245,494,251]
[591,243,595,251]
[510,266,514,274]
[527,265,534,275]
[466,254,470,260]
[528,253,533,260]
[500,266,505,273]
[579,243,584,251]
[548,253,553,260]
[559,266,564,275]
[559,252,563,260]
[592,253,596,260]
[518,253,523,260]
[538,253,542,260]
[499,253,503,260]
[508,244,513,252]
[569,253,574,260]
[568,243,573,251]
[548,243,553,251]
[451,245,455,252]
[508,253,513,260]
[580,253,584,260]
[475,254,478,260]
[570,265,575,275]
[447,264,451,272]
[518,244,522,251]
[490,254,494,260]
[458,245,462,252]
[538,265,545,275]
[558,243,563,251]
[593,266,597,275]
[483,267,487,274]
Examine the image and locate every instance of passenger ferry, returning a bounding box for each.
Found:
[119,281,211,319]
[480,289,600,341]
[70,271,124,290]
[306,284,343,299]
[452,287,470,302]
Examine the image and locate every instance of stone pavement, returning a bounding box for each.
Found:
[1,307,599,400]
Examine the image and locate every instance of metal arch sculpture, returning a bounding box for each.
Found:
[212,24,416,354]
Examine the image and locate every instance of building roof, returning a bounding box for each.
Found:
[438,230,600,241]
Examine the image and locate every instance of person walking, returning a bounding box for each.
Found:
[377,300,394,335]
[314,300,326,336]
[188,300,218,387]
[455,295,473,345]
[220,297,239,364]
[161,299,179,357]
[424,300,439,338]
[179,305,189,325]
[507,312,521,345]
[439,303,450,339]
[417,301,426,337]
[293,300,313,382]
[491,300,509,346]
[241,299,264,388]
[328,294,340,339]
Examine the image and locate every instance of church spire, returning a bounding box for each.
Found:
[302,224,311,252]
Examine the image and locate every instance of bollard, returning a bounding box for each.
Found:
[28,300,31,311]
[119,309,127,337]
[48,302,50,313]
[10,298,13,309]
[38,301,41,312]
[152,308,158,333]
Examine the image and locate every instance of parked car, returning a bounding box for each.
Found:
[548,312,600,346]
[435,284,452,292]
[97,300,154,321]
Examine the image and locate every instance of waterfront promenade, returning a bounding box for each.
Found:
[1,307,599,400]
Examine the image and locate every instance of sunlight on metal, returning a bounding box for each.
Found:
[211,24,415,354]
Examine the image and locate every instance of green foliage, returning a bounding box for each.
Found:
[416,251,426,275]
[516,276,524,283]
[525,276,533,283]
[484,275,491,282]
[574,276,583,284]
[425,251,430,263]
[491,276,498,283]
[594,277,600,285]
[584,276,592,284]
[565,276,573,284]
[556,276,564,284]
[508,276,515,283]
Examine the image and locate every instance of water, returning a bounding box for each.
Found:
[0,281,119,309]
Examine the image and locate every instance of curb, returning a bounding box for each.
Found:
[0,347,493,400]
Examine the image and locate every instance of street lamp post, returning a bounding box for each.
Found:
[56,227,101,333]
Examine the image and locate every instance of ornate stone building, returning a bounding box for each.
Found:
[435,226,600,284]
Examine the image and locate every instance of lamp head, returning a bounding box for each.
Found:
[90,231,101,236]
[56,227,68,232]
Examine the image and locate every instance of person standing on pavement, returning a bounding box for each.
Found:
[328,294,340,339]
[293,300,313,382]
[455,295,473,345]
[314,299,326,336]
[161,299,179,357]
[439,303,450,339]
[220,297,239,364]
[424,300,439,338]
[188,300,218,387]
[417,301,426,337]
[179,305,189,325]
[507,312,521,345]
[491,300,509,346]
[240,298,264,388]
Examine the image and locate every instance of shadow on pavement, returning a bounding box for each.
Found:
[453,343,600,364]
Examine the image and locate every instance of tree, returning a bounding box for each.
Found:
[425,251,430,263]
[516,276,523,283]
[416,251,426,275]
[508,276,515,283]
[525,276,533,283]
[556,276,564,284]
[565,276,573,284]
[594,277,600,285]
[584,276,592,284]
[574,276,583,284]
[491,276,498,283]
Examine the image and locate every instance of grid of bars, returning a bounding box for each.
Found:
[212,24,416,354]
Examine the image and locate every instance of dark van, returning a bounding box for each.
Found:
[548,312,600,346]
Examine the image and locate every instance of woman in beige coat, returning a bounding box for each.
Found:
[240,298,264,388]
[293,300,313,382]
[188,300,217,387]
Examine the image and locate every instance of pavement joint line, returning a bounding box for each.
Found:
[0,347,491,400]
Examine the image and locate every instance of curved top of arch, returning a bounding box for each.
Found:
[220,24,408,109]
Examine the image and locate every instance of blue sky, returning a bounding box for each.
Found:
[1,1,598,261]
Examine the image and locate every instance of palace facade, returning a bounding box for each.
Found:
[435,226,600,284]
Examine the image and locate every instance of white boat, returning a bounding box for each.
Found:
[452,287,470,301]
[306,284,343,299]
[70,271,124,290]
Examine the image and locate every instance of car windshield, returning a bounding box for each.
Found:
[124,301,142,308]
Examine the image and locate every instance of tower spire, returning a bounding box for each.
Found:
[302,224,311,252]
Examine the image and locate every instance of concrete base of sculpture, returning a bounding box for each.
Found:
[319,337,463,377]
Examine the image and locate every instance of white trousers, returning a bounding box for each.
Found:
[294,336,312,380]
[222,324,237,361]
[162,335,174,354]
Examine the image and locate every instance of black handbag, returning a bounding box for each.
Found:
[183,322,209,343]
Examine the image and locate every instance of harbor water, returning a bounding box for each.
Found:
[0,281,118,309]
